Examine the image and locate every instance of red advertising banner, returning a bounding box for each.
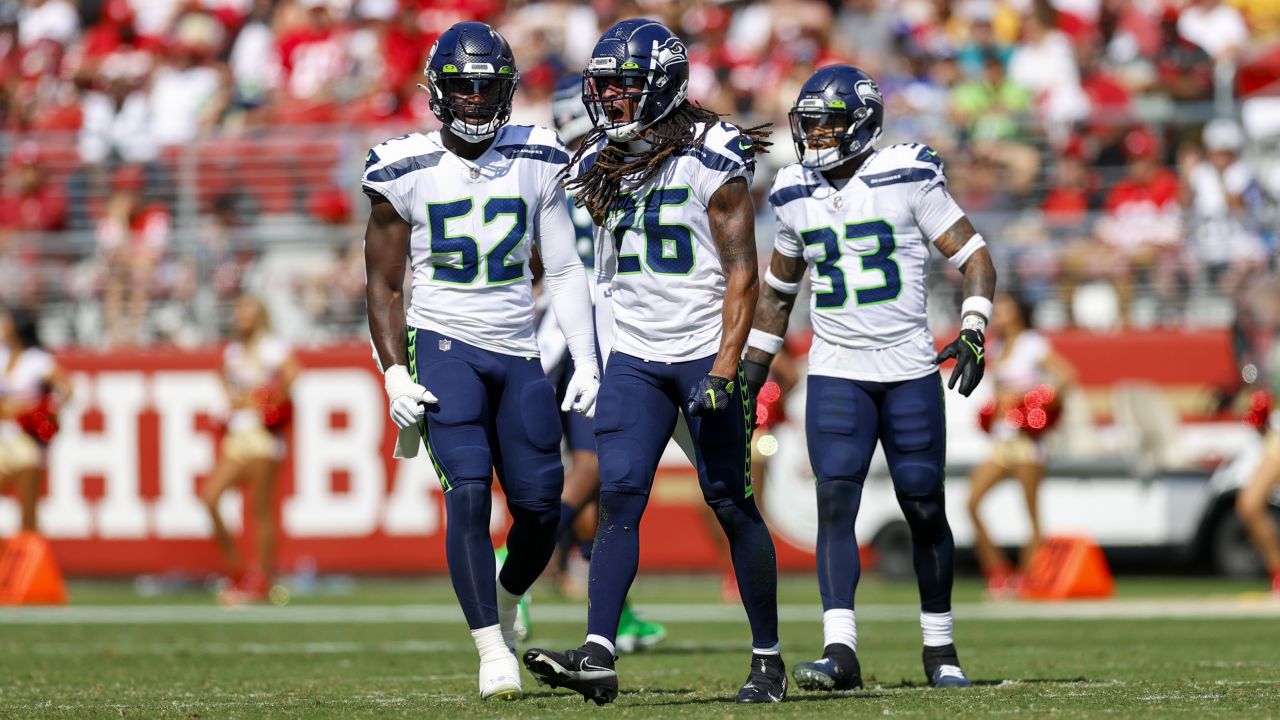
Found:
[0,330,1239,576]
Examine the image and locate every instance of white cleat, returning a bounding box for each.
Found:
[479,651,523,701]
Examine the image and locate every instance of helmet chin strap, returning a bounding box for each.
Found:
[451,120,497,143]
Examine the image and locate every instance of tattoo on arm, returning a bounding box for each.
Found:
[707,177,759,378]
[934,215,996,314]
[364,195,411,371]
[709,177,758,273]
[745,252,803,366]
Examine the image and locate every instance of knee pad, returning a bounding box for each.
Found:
[596,436,652,496]
[429,441,493,484]
[889,459,944,498]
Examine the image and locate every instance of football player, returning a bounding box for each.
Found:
[524,19,786,704]
[363,22,598,701]
[744,65,996,691]
[536,76,668,651]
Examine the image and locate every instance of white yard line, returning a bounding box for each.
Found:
[0,597,1278,625]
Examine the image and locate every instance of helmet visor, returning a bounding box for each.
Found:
[583,72,648,130]
[441,76,515,127]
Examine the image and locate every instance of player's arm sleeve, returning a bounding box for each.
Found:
[912,180,967,244]
[772,211,804,258]
[361,149,414,223]
[536,182,597,372]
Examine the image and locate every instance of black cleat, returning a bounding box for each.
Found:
[523,642,619,705]
[736,652,788,703]
[923,643,971,688]
[792,643,863,691]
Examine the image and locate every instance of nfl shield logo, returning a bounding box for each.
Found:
[439,339,452,352]
[832,195,845,210]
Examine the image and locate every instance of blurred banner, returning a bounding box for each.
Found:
[0,331,1238,576]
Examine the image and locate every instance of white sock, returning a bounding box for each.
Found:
[496,582,521,648]
[823,608,857,652]
[585,633,615,656]
[920,611,953,648]
[752,643,781,656]
[472,624,511,662]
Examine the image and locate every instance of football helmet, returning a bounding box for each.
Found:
[789,65,884,170]
[582,18,689,142]
[551,75,593,147]
[423,22,518,143]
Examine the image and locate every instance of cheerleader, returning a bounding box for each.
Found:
[0,308,70,534]
[204,296,299,604]
[1236,340,1280,595]
[966,293,1076,597]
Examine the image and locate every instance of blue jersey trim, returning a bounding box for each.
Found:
[492,143,570,164]
[768,183,819,208]
[677,145,742,174]
[859,167,937,188]
[364,152,444,183]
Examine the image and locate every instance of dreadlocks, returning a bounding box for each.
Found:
[561,102,772,223]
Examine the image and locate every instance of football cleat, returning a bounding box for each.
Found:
[523,643,618,705]
[478,650,522,701]
[615,601,667,653]
[923,643,972,688]
[736,653,787,703]
[792,643,863,691]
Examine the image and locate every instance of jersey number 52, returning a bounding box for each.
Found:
[427,197,527,285]
[801,219,901,309]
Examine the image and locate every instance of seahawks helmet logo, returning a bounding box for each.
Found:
[854,79,882,105]
[653,37,688,72]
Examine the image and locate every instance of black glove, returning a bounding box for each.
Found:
[934,328,985,396]
[686,374,736,417]
[743,359,771,430]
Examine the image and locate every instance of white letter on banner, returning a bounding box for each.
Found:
[383,453,441,536]
[43,372,148,538]
[283,369,384,536]
[151,371,233,538]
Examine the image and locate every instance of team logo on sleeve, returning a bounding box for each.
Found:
[854,79,882,105]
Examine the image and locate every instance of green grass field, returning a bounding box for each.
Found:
[2,575,1279,719]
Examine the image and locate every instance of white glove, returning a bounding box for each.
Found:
[560,364,600,419]
[384,364,437,429]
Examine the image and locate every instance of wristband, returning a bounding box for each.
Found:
[747,329,784,355]
[764,268,801,295]
[961,295,993,323]
[946,233,987,269]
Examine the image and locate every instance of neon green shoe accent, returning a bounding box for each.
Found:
[617,600,666,653]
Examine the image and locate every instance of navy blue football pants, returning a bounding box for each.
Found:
[409,328,563,630]
[586,351,779,650]
[807,371,955,614]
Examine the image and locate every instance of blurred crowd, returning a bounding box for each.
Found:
[2,0,1280,345]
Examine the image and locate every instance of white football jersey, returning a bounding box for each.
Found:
[585,121,755,362]
[770,143,966,382]
[362,125,574,357]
